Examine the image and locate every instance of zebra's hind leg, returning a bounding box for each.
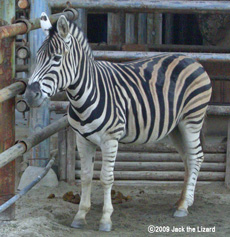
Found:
[168,126,188,214]
[99,139,119,232]
[71,135,96,229]
[172,120,204,217]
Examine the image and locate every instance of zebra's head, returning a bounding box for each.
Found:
[24,13,74,107]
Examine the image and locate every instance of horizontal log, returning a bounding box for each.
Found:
[76,161,226,172]
[117,143,226,153]
[90,43,230,54]
[84,180,223,186]
[50,1,230,14]
[47,102,230,117]
[207,106,230,116]
[76,152,226,163]
[75,171,225,181]
[94,51,230,63]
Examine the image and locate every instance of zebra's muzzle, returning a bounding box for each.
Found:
[24,82,44,108]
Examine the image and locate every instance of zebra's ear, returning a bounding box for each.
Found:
[57,15,69,39]
[40,12,52,36]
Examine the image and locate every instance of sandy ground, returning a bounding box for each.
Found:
[1,181,230,237]
[1,112,227,236]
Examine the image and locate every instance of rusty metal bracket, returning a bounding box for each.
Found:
[14,18,31,34]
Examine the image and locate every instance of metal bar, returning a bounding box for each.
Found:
[49,101,69,112]
[0,9,78,40]
[0,116,68,169]
[91,44,230,53]
[0,156,55,213]
[49,0,230,14]
[0,81,26,103]
[16,65,29,72]
[93,51,230,62]
[20,100,230,117]
[16,100,69,113]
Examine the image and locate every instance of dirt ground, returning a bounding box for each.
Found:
[1,181,230,237]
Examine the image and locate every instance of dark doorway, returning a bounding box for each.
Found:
[87,14,108,43]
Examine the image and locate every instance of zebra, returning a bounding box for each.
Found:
[24,13,212,232]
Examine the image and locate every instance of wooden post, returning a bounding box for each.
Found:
[58,128,67,181]
[164,14,174,44]
[147,13,154,45]
[138,13,147,44]
[125,13,137,44]
[77,9,87,36]
[28,0,51,167]
[58,127,76,184]
[66,127,76,184]
[153,14,162,44]
[108,12,125,45]
[225,119,230,188]
[0,0,15,220]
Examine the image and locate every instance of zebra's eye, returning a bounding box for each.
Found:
[53,54,62,62]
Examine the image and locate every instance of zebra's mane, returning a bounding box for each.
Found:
[48,19,93,59]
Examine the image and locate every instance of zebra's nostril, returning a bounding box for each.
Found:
[35,92,40,98]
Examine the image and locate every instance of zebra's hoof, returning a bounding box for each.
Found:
[71,219,86,229]
[99,223,112,232]
[173,209,188,217]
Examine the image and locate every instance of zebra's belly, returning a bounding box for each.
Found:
[119,119,173,144]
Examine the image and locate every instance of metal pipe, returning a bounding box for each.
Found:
[93,51,230,62]
[0,9,78,40]
[49,101,69,112]
[18,0,29,9]
[0,116,68,169]
[91,43,230,53]
[0,156,55,214]
[50,0,230,14]
[16,65,29,72]
[16,100,69,113]
[0,80,27,103]
[207,106,230,116]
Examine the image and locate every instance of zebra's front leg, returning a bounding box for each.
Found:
[99,139,118,232]
[71,135,96,229]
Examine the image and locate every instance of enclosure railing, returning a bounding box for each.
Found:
[0,7,78,220]
[50,1,230,14]
[0,116,68,169]
[0,8,78,40]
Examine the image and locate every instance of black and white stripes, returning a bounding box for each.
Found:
[25,14,212,231]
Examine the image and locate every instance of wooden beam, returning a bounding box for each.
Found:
[225,119,230,188]
[76,152,226,163]
[76,170,225,181]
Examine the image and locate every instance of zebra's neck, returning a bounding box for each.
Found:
[69,22,93,59]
